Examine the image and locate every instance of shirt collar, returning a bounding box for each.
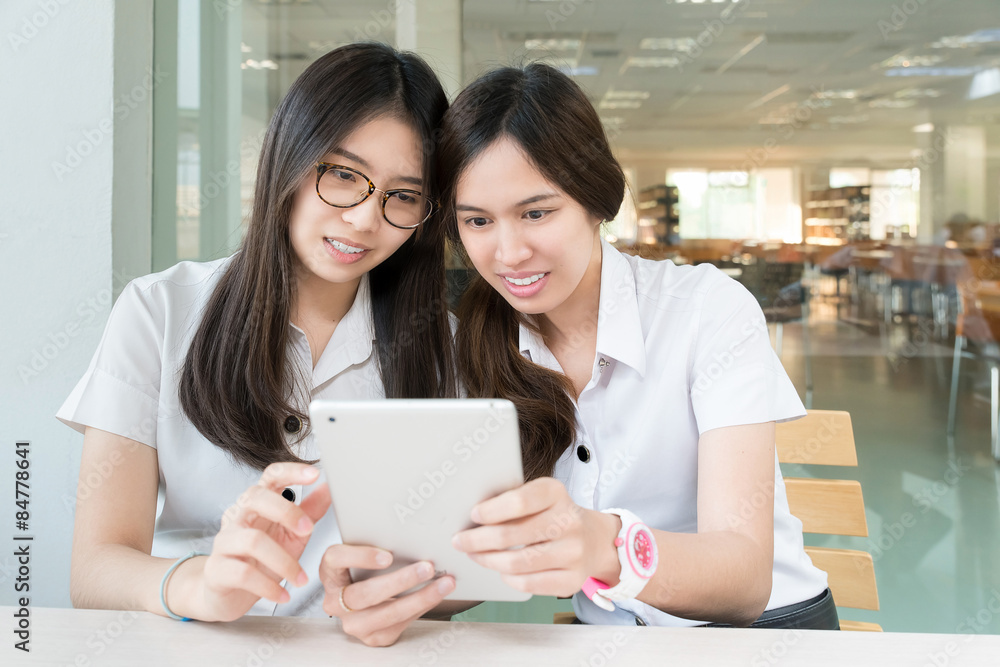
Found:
[290,274,375,390]
[518,237,646,378]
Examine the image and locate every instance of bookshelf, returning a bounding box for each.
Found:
[804,185,870,245]
[638,184,680,244]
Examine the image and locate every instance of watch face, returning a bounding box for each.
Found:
[626,524,658,578]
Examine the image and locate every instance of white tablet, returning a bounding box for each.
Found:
[309,399,532,602]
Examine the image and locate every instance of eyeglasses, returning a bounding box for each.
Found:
[314,163,437,230]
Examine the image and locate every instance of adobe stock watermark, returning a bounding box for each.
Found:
[864,458,969,566]
[673,0,760,74]
[405,620,472,667]
[6,0,73,52]
[392,403,510,524]
[877,0,932,40]
[51,66,168,181]
[69,610,141,665]
[752,628,804,667]
[923,589,1000,667]
[17,267,140,385]
[577,631,629,667]
[690,315,769,398]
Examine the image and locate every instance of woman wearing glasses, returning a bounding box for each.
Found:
[57,43,459,627]
[431,64,836,630]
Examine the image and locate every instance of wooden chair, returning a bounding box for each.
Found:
[554,409,882,631]
[776,409,882,631]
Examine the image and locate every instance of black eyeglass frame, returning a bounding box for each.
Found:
[314,162,437,230]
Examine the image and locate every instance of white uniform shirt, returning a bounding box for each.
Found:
[519,238,828,627]
[57,256,380,617]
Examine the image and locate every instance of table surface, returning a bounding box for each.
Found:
[5,606,999,666]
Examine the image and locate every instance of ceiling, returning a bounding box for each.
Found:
[243,0,1000,168]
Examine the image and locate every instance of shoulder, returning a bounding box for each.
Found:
[120,256,235,315]
[128,255,234,297]
[621,251,753,316]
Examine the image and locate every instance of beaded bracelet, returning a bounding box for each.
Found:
[160,550,209,621]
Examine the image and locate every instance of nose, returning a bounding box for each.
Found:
[339,192,382,233]
[495,220,532,268]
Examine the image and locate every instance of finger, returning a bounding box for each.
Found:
[341,560,437,611]
[214,528,308,587]
[319,544,393,591]
[468,538,579,575]
[205,555,291,604]
[337,576,456,632]
[453,507,573,553]
[257,462,320,493]
[470,477,564,525]
[299,482,332,525]
[501,570,577,597]
[234,485,315,537]
[352,579,455,647]
[354,618,412,648]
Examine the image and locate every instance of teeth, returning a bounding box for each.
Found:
[327,239,365,254]
[503,273,545,287]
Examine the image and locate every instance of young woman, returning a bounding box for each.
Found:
[436,63,837,629]
[57,43,459,625]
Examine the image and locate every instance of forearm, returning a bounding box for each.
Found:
[71,543,209,620]
[634,530,772,626]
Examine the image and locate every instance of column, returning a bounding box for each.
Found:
[396,0,463,100]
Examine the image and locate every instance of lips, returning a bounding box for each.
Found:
[323,237,371,264]
[497,271,550,298]
[325,237,369,254]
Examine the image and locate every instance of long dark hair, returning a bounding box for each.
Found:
[436,63,625,480]
[180,43,456,471]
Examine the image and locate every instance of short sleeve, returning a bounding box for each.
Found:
[56,281,164,449]
[689,273,805,435]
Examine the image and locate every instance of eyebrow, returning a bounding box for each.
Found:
[329,148,423,187]
[456,193,560,213]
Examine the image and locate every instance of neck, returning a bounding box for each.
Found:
[540,233,602,351]
[291,268,362,329]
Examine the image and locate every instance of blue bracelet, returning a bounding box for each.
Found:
[160,550,209,621]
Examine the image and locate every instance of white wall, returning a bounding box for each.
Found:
[0,0,152,609]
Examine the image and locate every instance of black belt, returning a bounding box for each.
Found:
[701,588,840,630]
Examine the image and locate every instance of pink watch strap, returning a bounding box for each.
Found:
[582,577,615,611]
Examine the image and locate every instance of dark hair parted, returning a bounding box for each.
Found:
[180,43,456,472]
[435,63,626,480]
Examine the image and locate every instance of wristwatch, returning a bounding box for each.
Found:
[582,508,658,612]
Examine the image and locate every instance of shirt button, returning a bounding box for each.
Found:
[577,445,591,463]
[282,488,296,502]
[284,415,302,434]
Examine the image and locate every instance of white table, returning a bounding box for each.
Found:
[5,606,999,666]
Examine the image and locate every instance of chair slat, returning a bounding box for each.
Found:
[784,478,869,537]
[805,547,880,611]
[776,410,858,466]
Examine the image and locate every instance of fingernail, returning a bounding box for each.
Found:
[451,534,462,549]
[470,507,482,523]
[296,571,308,587]
[280,590,291,603]
[303,466,319,479]
[436,577,455,594]
[416,561,434,578]
[375,551,392,567]
[297,517,314,533]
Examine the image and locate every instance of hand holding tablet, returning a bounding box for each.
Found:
[310,399,532,603]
